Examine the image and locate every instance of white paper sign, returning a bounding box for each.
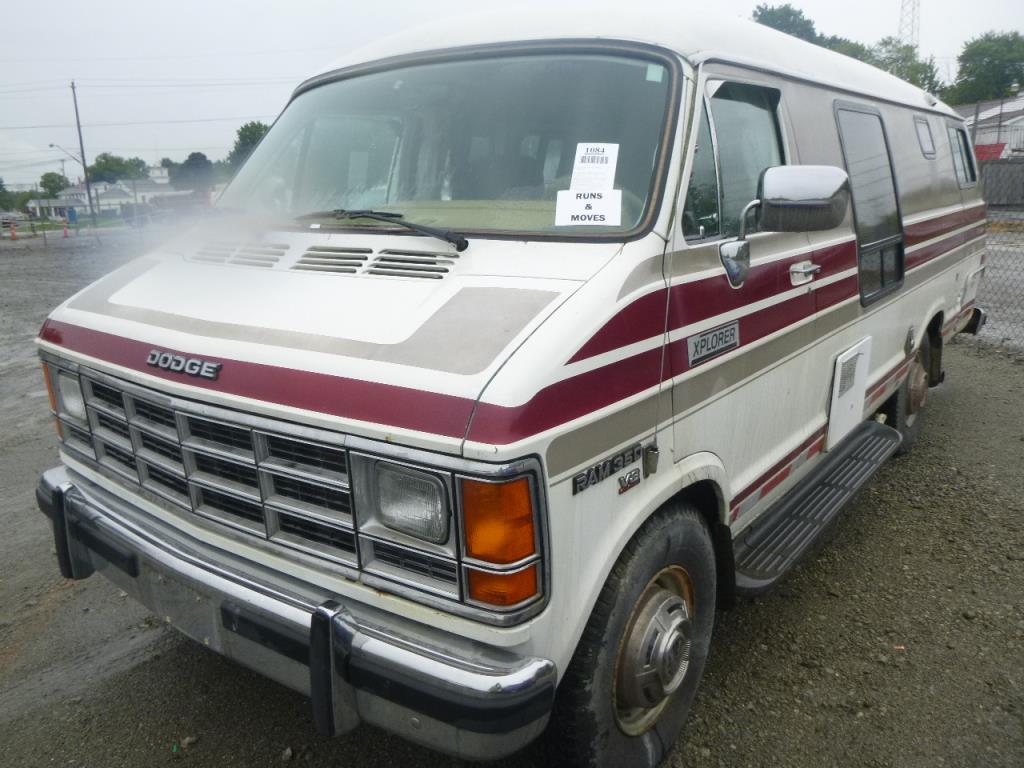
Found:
[570,143,619,190]
[555,190,622,227]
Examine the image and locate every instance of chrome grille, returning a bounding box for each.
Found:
[67,372,456,588]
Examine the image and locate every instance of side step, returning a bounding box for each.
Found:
[734,421,902,594]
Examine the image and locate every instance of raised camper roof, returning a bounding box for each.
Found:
[303,1,957,118]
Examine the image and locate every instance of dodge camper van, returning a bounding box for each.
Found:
[34,5,988,767]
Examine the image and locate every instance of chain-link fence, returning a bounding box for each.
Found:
[974,158,1024,352]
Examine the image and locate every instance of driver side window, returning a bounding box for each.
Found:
[683,82,785,240]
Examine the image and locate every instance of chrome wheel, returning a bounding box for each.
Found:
[906,346,929,427]
[613,565,695,735]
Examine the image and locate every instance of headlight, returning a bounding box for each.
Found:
[56,370,87,422]
[376,463,449,544]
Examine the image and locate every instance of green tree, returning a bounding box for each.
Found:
[944,31,1024,105]
[0,177,13,211]
[87,153,148,183]
[752,3,818,43]
[872,37,943,91]
[39,172,70,198]
[226,121,269,171]
[819,35,877,65]
[172,152,214,193]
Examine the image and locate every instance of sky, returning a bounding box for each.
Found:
[1,0,1021,186]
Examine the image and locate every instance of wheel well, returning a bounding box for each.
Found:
[672,480,736,610]
[926,312,944,386]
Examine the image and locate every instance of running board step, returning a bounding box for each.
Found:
[734,421,902,594]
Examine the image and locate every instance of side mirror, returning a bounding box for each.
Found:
[718,165,850,289]
[758,165,851,233]
[720,239,751,288]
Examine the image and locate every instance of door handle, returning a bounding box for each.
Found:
[791,261,822,275]
[790,261,822,286]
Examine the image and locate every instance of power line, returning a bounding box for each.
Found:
[0,114,277,130]
[0,46,340,63]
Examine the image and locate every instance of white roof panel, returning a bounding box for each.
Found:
[305,1,957,117]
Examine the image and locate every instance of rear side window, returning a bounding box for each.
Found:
[836,106,904,303]
[914,117,936,158]
[708,83,784,237]
[948,127,977,186]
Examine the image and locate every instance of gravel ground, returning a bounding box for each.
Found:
[1,236,1022,768]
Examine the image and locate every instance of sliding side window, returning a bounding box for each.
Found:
[836,106,904,304]
[948,126,978,187]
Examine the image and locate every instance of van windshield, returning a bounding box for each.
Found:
[218,52,674,237]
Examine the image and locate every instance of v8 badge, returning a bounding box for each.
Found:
[617,468,641,495]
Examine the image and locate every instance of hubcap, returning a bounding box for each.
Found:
[614,566,695,735]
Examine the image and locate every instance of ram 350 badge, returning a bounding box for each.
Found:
[573,443,643,495]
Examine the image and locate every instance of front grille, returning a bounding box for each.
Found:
[269,474,349,515]
[185,416,253,454]
[265,434,347,476]
[369,540,459,585]
[275,511,357,557]
[66,370,478,608]
[192,452,260,491]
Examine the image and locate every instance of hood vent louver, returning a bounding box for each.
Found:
[292,245,372,274]
[365,249,459,280]
[191,242,289,268]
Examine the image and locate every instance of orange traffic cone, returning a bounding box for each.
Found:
[63,218,69,238]
[9,221,15,241]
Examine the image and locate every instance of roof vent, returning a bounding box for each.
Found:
[291,245,372,274]
[191,242,289,268]
[365,249,459,280]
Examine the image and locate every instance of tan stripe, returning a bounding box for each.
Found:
[69,259,558,376]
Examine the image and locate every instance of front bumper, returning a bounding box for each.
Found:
[36,466,556,761]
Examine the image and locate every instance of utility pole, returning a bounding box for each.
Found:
[70,80,97,228]
[898,0,921,50]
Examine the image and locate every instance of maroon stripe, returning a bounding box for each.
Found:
[906,223,986,270]
[904,205,986,248]
[570,240,857,364]
[39,320,476,440]
[731,428,827,509]
[468,345,665,445]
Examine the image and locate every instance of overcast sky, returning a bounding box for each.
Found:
[1,0,1020,185]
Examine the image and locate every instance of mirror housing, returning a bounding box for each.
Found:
[720,239,751,288]
[758,165,850,233]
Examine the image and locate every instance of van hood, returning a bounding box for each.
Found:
[39,229,621,449]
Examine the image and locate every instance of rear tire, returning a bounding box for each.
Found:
[887,339,931,455]
[547,503,716,768]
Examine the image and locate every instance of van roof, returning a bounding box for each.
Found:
[305,2,957,118]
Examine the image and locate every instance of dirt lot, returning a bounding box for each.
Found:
[1,235,1022,768]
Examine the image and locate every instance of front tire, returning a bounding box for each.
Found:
[548,503,716,768]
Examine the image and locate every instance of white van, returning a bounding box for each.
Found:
[35,5,987,767]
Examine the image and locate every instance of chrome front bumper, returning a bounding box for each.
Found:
[36,466,556,761]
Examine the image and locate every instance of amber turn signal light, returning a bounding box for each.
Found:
[461,477,535,564]
[467,564,538,607]
[41,363,62,438]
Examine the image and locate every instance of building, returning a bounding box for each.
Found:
[955,93,1024,157]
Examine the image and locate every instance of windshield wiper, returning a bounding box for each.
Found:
[294,209,469,252]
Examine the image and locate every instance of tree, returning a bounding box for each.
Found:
[226,121,269,171]
[752,3,818,43]
[872,37,943,92]
[753,5,944,92]
[820,35,877,65]
[944,31,1024,105]
[0,178,13,211]
[87,153,148,183]
[172,152,214,193]
[39,172,70,198]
